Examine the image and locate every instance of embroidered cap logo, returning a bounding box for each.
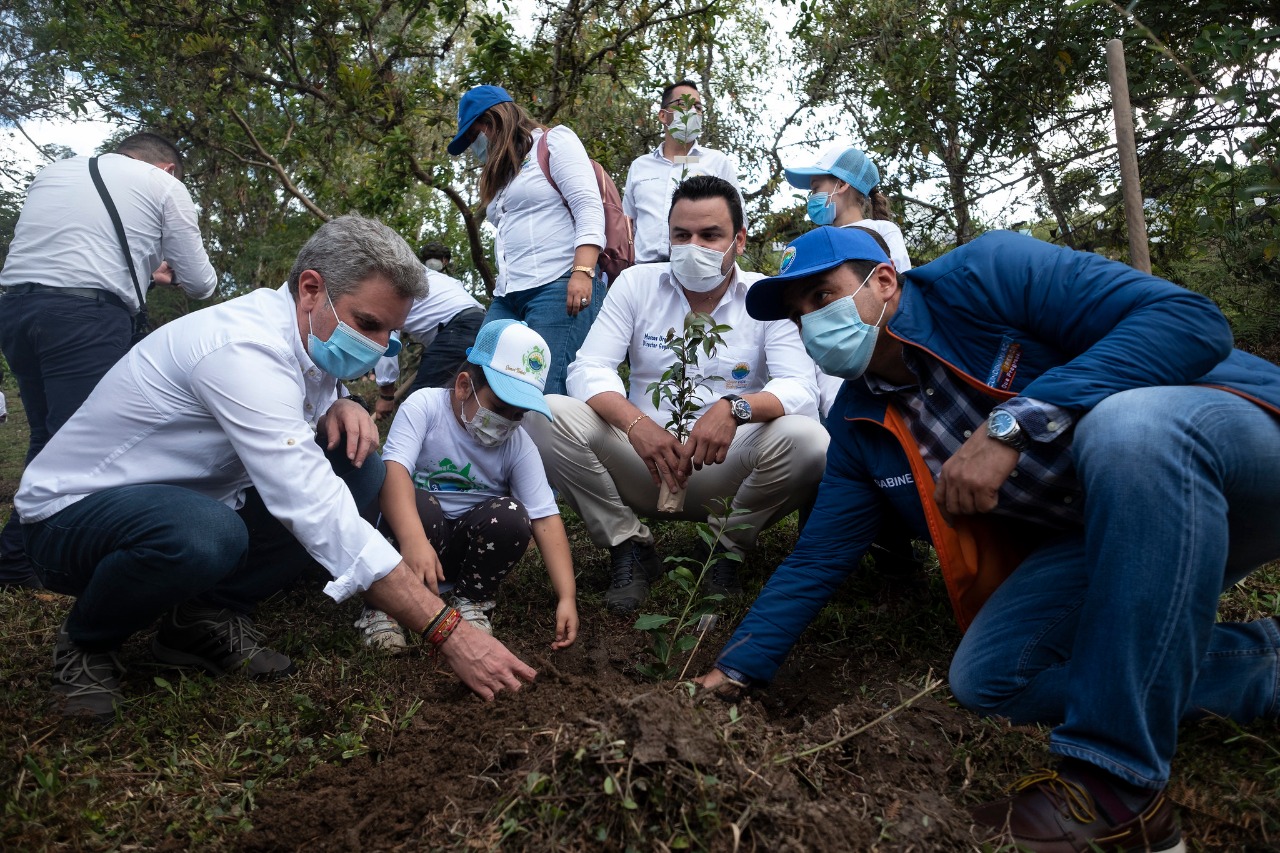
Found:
[779,246,797,274]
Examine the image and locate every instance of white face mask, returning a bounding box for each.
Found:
[424,258,445,272]
[668,109,703,143]
[669,242,733,293]
[463,388,519,448]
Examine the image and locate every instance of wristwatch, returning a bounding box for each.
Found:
[722,394,752,426]
[986,409,1029,452]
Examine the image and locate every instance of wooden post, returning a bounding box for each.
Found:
[1106,38,1152,273]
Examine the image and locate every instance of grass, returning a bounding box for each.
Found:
[2,362,1280,850]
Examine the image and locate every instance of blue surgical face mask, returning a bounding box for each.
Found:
[469,132,488,165]
[800,267,886,380]
[807,191,837,226]
[307,294,391,380]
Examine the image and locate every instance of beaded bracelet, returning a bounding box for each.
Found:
[421,604,450,640]
[426,608,462,651]
[624,414,646,438]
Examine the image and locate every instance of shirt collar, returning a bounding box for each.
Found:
[659,263,746,308]
[278,282,322,375]
[653,141,706,164]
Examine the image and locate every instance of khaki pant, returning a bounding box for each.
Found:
[523,395,830,554]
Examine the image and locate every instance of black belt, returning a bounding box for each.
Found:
[2,282,130,313]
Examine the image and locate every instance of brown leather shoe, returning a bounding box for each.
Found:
[972,768,1185,852]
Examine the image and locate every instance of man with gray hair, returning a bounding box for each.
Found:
[16,214,538,721]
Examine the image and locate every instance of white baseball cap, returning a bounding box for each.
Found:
[465,320,554,420]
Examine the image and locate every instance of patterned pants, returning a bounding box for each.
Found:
[407,492,532,600]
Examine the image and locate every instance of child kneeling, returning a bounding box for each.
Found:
[357,320,577,652]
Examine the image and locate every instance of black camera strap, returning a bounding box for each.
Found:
[88,156,146,317]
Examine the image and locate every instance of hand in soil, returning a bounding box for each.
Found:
[551,598,579,650]
[439,620,538,700]
[693,667,746,702]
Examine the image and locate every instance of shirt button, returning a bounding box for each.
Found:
[305,403,313,411]
[1009,470,1019,478]
[1063,496,1073,504]
[963,430,972,438]
[1047,421,1058,431]
[287,438,296,446]
[925,387,935,396]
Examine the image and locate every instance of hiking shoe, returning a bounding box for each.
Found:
[705,549,744,598]
[50,622,123,721]
[354,607,407,654]
[604,539,662,613]
[451,596,496,635]
[972,763,1185,852]
[152,604,296,680]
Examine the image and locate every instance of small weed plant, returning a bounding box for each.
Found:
[634,499,749,680]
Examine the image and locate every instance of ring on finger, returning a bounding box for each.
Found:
[579,296,589,306]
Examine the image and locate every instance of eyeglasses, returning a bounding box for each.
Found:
[662,99,704,113]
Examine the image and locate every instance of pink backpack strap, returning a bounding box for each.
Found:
[535,128,571,213]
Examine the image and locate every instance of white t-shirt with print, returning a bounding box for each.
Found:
[381,387,558,520]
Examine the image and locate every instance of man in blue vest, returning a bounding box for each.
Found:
[699,226,1280,853]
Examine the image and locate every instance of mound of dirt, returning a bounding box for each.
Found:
[240,619,990,852]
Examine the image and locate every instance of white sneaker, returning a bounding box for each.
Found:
[354,607,407,654]
[451,597,496,635]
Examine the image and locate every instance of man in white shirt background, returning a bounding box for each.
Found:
[0,133,218,589]
[525,176,828,612]
[16,214,537,720]
[622,80,742,264]
[372,240,486,420]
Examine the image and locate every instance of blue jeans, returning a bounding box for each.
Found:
[24,443,385,652]
[484,273,604,396]
[0,291,132,567]
[410,308,485,392]
[949,386,1280,788]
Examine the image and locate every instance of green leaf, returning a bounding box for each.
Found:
[634,614,676,630]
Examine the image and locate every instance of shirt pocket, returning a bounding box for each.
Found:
[709,345,760,393]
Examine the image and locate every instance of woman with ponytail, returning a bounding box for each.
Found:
[784,144,911,273]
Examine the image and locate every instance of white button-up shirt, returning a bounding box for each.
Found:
[15,284,401,603]
[375,267,484,385]
[566,263,820,421]
[0,154,217,310]
[622,144,741,263]
[487,127,606,297]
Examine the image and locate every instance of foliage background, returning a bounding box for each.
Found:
[2,0,1275,348]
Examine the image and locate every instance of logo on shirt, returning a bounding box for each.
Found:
[731,362,750,381]
[875,473,915,489]
[988,337,1023,391]
[779,246,797,273]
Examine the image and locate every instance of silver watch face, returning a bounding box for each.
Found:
[731,399,751,422]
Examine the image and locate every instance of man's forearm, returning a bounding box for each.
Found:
[364,562,446,634]
[586,391,648,434]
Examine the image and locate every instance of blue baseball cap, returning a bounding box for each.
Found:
[465,319,554,420]
[784,144,881,195]
[447,85,514,156]
[746,227,890,321]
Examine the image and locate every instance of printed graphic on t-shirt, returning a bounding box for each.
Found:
[413,457,495,494]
